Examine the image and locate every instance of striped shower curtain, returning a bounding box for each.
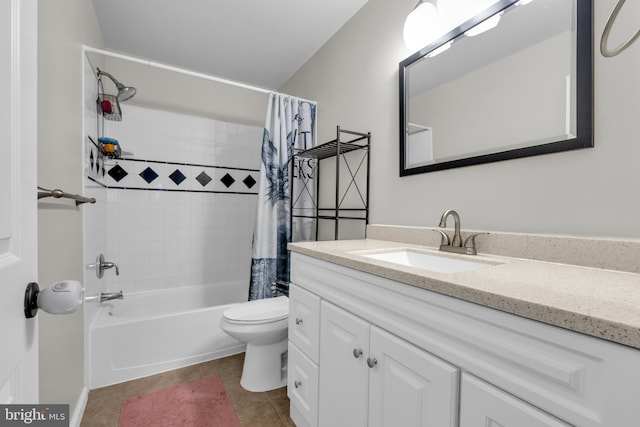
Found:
[248,93,317,300]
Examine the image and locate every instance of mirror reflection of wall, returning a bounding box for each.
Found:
[408,30,574,162]
[400,0,592,176]
[406,124,434,168]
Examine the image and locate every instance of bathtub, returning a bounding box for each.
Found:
[89,281,247,388]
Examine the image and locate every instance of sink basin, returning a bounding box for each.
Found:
[356,249,494,273]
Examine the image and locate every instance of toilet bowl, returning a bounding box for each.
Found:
[220,295,289,392]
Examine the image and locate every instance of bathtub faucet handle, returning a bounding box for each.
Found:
[101,261,119,276]
[88,254,120,278]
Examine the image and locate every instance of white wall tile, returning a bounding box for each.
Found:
[87,105,262,296]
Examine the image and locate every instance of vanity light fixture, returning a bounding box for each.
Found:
[403,0,440,51]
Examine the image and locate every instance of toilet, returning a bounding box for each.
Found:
[220,295,289,392]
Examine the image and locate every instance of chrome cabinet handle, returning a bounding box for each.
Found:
[294,380,302,388]
[367,357,377,368]
[353,348,363,358]
[295,318,303,325]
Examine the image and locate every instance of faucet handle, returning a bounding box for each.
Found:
[463,232,489,253]
[433,229,450,246]
[101,261,120,276]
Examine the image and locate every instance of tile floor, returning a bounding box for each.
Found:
[80,353,294,427]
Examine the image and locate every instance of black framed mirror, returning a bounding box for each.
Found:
[399,0,593,176]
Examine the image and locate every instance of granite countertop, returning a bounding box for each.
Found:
[288,238,640,350]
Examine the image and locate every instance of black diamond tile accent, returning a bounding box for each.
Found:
[243,174,257,189]
[220,173,235,188]
[108,164,128,182]
[90,150,95,172]
[196,171,212,187]
[139,167,159,184]
[169,169,187,186]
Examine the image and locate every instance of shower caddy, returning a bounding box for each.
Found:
[291,126,370,241]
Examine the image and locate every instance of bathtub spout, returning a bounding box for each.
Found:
[100,291,124,303]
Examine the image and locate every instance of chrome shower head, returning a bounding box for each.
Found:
[97,68,137,102]
[115,84,136,102]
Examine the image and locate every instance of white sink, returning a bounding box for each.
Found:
[356,249,494,273]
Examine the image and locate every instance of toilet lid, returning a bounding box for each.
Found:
[223,296,289,323]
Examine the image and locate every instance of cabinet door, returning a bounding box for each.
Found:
[368,326,459,427]
[460,373,573,427]
[288,343,319,427]
[319,301,370,427]
[289,284,321,363]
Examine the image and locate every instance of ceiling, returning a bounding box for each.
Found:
[91,0,369,90]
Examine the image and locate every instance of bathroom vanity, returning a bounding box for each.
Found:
[286,228,640,427]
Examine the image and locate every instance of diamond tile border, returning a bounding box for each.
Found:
[139,167,159,184]
[96,158,259,195]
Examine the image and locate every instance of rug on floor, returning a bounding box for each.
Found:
[118,375,241,427]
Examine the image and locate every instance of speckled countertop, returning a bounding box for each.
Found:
[288,238,640,350]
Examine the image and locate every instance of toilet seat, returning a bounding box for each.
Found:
[223,296,289,325]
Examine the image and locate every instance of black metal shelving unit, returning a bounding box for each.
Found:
[291,126,370,240]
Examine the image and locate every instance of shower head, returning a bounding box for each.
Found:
[116,84,137,102]
[97,68,137,102]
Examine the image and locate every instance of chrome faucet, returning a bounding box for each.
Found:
[99,291,124,303]
[439,209,462,247]
[437,209,487,255]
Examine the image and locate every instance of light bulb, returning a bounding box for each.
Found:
[403,1,440,52]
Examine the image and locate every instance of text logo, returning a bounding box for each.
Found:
[0,405,68,426]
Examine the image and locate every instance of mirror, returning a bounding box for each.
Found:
[399,0,592,175]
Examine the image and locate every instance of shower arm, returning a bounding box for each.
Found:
[97,68,119,87]
[96,67,136,101]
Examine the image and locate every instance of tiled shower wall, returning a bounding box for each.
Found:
[85,104,262,297]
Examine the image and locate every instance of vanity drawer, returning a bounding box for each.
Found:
[288,342,319,427]
[460,373,571,427]
[289,284,321,363]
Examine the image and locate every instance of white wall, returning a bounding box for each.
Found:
[37,0,104,416]
[281,0,640,239]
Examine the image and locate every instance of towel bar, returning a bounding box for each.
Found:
[37,186,96,206]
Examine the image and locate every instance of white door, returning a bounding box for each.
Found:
[368,326,459,427]
[318,301,369,427]
[0,0,39,404]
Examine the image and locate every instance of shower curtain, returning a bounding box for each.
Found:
[249,93,317,300]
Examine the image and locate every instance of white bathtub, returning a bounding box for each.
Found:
[89,281,247,388]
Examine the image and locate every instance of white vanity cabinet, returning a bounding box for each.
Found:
[320,300,459,427]
[289,252,640,427]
